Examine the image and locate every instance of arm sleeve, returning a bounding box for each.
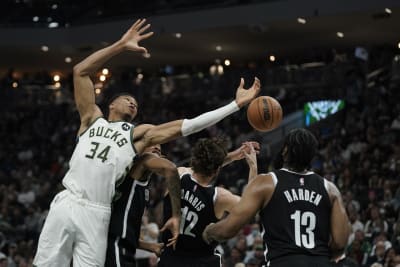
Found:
[181,101,239,136]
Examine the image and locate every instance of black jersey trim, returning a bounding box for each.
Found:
[280,168,314,175]
[78,116,103,137]
[129,124,138,154]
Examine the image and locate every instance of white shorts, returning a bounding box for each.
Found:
[33,190,111,267]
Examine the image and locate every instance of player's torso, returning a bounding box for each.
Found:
[108,172,150,249]
[162,173,218,257]
[63,118,137,205]
[260,168,332,261]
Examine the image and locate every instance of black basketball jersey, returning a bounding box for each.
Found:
[108,173,150,251]
[260,168,332,262]
[162,173,218,257]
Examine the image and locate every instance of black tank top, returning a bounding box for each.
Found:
[108,172,150,250]
[162,173,218,257]
[260,168,332,262]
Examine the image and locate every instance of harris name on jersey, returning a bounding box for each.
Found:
[181,188,206,212]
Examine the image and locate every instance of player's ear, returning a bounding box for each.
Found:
[282,146,288,157]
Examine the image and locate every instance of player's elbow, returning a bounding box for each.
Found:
[162,162,179,180]
[331,227,351,252]
[73,63,88,77]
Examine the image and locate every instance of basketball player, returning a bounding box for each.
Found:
[105,143,180,267]
[33,18,261,267]
[203,128,350,267]
[158,139,259,267]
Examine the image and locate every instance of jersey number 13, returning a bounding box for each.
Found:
[290,210,316,249]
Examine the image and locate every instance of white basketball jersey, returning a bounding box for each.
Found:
[63,118,137,205]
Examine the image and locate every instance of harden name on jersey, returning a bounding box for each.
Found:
[283,188,323,207]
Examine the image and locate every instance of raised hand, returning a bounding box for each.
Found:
[228,141,260,162]
[235,77,261,108]
[119,18,154,54]
[160,215,180,249]
[243,142,257,168]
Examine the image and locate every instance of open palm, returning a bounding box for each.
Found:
[120,18,154,54]
[235,77,261,108]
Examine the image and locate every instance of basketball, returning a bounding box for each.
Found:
[247,96,283,132]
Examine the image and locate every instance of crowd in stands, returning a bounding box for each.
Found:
[0,46,399,267]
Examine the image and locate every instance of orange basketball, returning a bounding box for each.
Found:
[247,96,283,132]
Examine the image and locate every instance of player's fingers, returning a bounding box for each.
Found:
[138,23,151,34]
[136,47,147,54]
[131,19,142,30]
[135,18,147,30]
[160,223,168,232]
[251,77,260,92]
[166,238,177,248]
[139,31,154,40]
[238,77,244,89]
[250,141,260,150]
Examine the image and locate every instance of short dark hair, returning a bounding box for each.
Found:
[191,138,228,177]
[282,128,318,171]
[107,92,137,107]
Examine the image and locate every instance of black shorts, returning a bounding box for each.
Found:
[105,236,136,267]
[158,253,221,267]
[269,255,333,267]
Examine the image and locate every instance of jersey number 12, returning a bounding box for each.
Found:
[290,210,316,249]
[180,206,198,237]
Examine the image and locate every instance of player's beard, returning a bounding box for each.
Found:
[122,112,134,122]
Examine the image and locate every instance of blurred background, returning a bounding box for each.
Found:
[0,0,400,266]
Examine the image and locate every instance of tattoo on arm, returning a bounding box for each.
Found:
[167,170,181,217]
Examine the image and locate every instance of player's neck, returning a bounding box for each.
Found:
[282,164,308,174]
[108,113,129,122]
[192,172,213,187]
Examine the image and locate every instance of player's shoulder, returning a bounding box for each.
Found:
[244,173,277,196]
[324,180,341,200]
[253,173,277,185]
[177,167,193,177]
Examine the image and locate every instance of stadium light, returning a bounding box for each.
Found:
[297,17,306,24]
[269,55,276,62]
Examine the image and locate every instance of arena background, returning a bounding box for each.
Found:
[0,0,400,266]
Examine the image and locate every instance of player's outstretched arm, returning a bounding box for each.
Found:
[143,156,181,219]
[328,181,351,259]
[142,155,181,248]
[73,19,153,134]
[203,174,273,243]
[134,77,261,152]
